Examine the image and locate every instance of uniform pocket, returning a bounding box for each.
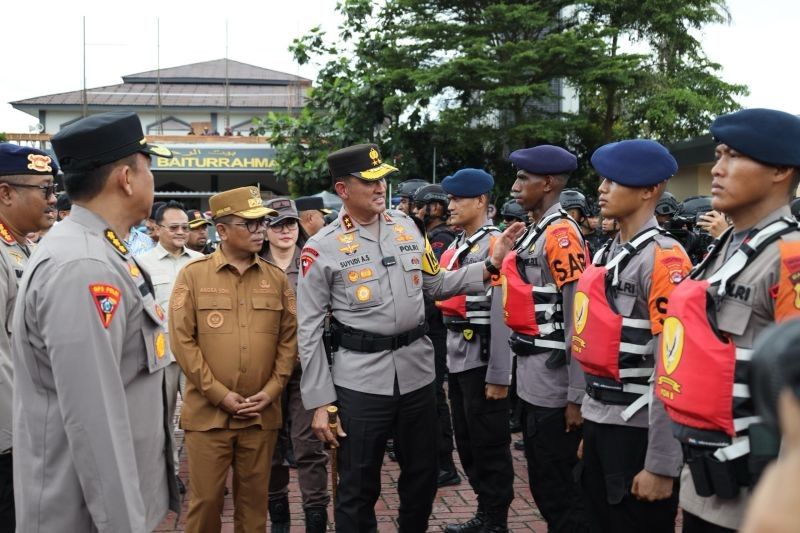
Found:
[344,279,382,309]
[197,295,234,333]
[252,295,283,333]
[399,254,423,296]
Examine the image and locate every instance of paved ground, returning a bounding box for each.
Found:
[156,403,684,532]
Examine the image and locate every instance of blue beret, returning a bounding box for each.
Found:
[591,139,677,187]
[509,145,577,175]
[0,143,59,177]
[711,108,800,167]
[441,168,494,198]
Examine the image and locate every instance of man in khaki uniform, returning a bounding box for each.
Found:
[0,144,58,529]
[169,186,297,533]
[13,111,179,531]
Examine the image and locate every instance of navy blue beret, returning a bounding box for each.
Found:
[509,145,577,175]
[711,108,800,167]
[441,168,494,197]
[0,143,59,177]
[591,139,677,187]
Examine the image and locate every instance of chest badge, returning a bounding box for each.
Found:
[338,233,356,244]
[8,251,24,265]
[207,310,225,329]
[339,242,360,256]
[155,332,166,359]
[154,304,165,321]
[573,291,589,335]
[355,285,372,302]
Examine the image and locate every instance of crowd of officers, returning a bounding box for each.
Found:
[0,106,798,533]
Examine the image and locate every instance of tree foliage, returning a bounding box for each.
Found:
[256,0,747,198]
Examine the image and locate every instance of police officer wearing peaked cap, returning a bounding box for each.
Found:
[0,143,59,529]
[573,139,692,533]
[656,109,800,533]
[12,111,180,532]
[296,143,526,532]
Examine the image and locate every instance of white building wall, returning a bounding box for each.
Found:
[42,109,265,135]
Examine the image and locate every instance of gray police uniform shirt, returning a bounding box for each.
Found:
[579,217,687,477]
[298,209,486,409]
[0,221,31,453]
[12,205,178,532]
[444,223,512,385]
[515,203,586,408]
[137,242,204,363]
[679,206,800,530]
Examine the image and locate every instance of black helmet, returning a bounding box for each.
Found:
[559,189,589,216]
[791,197,800,219]
[395,178,430,198]
[413,184,449,205]
[678,195,712,218]
[500,199,527,222]
[655,191,680,216]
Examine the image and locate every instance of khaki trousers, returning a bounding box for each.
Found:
[185,427,278,533]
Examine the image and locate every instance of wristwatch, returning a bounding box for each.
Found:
[484,257,501,276]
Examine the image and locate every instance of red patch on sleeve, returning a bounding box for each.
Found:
[89,284,122,329]
[301,246,319,258]
[301,255,316,276]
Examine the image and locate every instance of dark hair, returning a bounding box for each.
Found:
[155,200,186,224]
[64,153,139,202]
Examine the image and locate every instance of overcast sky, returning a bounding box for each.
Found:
[1,0,796,132]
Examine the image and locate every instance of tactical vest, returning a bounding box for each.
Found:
[657,218,800,471]
[572,227,667,420]
[436,225,498,333]
[501,210,574,355]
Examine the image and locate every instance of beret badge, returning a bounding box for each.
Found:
[27,154,53,173]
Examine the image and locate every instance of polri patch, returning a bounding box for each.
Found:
[90,284,122,329]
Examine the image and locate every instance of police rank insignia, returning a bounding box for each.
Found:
[89,284,122,329]
[0,222,15,245]
[342,215,355,231]
[104,229,129,255]
[128,263,141,278]
[155,332,166,359]
[339,242,360,256]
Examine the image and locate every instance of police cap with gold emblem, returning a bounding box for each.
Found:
[186,209,211,229]
[209,186,279,220]
[51,111,173,172]
[0,144,60,177]
[327,143,398,181]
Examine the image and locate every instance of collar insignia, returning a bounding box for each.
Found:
[104,229,129,256]
[0,222,15,245]
[342,215,355,231]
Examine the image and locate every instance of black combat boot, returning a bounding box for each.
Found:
[437,454,462,487]
[444,511,487,533]
[269,495,291,533]
[304,506,328,533]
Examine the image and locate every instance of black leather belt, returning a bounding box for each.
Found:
[332,321,428,353]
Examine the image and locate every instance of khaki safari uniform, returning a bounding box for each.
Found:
[12,205,179,532]
[169,246,297,533]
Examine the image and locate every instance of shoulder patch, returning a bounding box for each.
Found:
[89,284,122,328]
[649,245,692,335]
[545,219,586,288]
[775,240,800,322]
[172,283,188,310]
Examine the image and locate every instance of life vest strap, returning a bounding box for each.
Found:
[534,303,561,315]
[621,391,651,421]
[712,436,751,462]
[621,317,651,329]
[619,342,651,355]
[733,416,761,433]
[516,210,568,251]
[736,348,753,361]
[618,367,655,379]
[532,284,559,294]
[447,225,499,270]
[732,383,751,399]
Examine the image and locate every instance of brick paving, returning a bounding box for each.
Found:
[157,403,683,532]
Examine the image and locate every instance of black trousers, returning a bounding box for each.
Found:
[335,383,438,533]
[682,512,736,533]
[449,366,514,515]
[430,330,456,463]
[580,420,678,533]
[521,401,588,533]
[0,452,13,533]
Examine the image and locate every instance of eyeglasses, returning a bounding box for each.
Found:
[1,181,58,198]
[226,218,268,233]
[267,219,298,232]
[158,224,190,233]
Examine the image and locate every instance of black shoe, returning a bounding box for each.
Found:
[269,496,291,532]
[437,468,462,487]
[304,506,328,533]
[444,513,487,533]
[176,475,186,495]
[513,439,524,451]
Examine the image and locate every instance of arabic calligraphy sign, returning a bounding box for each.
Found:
[152,145,277,172]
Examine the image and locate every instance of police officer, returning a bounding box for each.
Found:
[55,191,72,221]
[186,208,215,254]
[12,111,179,531]
[394,177,429,215]
[655,108,800,533]
[413,183,461,486]
[262,197,329,533]
[0,144,58,529]
[655,191,679,227]
[296,196,332,237]
[437,169,514,533]
[297,144,524,532]
[495,146,590,532]
[571,140,692,532]
[499,198,528,227]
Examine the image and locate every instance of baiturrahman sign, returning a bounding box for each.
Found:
[152,145,277,172]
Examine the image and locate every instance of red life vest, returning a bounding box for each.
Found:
[657,218,799,456]
[572,228,665,416]
[501,210,578,355]
[436,226,497,330]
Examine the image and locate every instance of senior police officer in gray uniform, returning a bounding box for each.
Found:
[12,111,179,532]
[297,144,525,532]
[0,144,59,530]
